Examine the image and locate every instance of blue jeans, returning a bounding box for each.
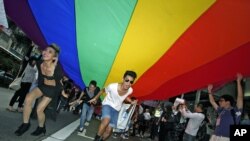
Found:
[79,103,94,129]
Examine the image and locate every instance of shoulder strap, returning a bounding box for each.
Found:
[18,64,28,78]
[84,88,91,99]
[94,87,100,96]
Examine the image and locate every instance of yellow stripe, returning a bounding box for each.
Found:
[104,0,215,86]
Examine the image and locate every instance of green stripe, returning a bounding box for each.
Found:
[75,0,137,87]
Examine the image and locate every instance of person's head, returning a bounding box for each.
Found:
[219,94,234,108]
[165,105,172,112]
[131,96,137,101]
[195,103,204,113]
[42,43,60,61]
[122,70,137,90]
[89,80,97,93]
[75,87,79,92]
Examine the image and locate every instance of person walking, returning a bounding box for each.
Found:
[14,43,63,136]
[7,57,37,112]
[78,80,100,133]
[89,70,138,141]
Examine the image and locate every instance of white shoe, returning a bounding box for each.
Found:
[121,134,129,139]
[78,127,84,133]
[84,122,89,126]
[112,133,118,138]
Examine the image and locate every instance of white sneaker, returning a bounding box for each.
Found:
[112,133,118,138]
[121,134,129,139]
[84,122,89,126]
[78,127,83,133]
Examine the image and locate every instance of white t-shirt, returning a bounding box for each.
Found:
[102,83,133,111]
[22,64,37,83]
[180,109,205,136]
[144,112,151,120]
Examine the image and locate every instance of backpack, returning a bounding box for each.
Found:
[196,116,207,141]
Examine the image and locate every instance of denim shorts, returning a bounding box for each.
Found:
[102,105,118,128]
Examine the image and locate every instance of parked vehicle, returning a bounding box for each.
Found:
[0,69,14,87]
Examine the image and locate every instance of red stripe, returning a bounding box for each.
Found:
[136,42,250,100]
[132,0,250,99]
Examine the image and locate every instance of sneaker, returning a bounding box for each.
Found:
[6,107,17,112]
[78,127,83,133]
[121,134,129,139]
[84,122,89,126]
[112,133,118,138]
[17,107,23,113]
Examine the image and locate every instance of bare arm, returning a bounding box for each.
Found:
[125,97,137,105]
[88,88,105,104]
[77,91,85,101]
[61,90,69,98]
[208,84,219,110]
[236,73,243,109]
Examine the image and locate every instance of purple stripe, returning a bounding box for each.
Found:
[3,0,47,48]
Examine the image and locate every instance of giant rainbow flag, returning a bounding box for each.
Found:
[4,0,250,100]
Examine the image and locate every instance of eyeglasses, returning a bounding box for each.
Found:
[125,79,134,84]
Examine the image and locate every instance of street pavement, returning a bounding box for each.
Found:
[0,87,152,141]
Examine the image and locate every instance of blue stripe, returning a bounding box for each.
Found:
[28,0,85,88]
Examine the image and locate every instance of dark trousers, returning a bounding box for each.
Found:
[138,124,146,135]
[9,82,32,108]
[183,132,196,141]
[150,119,159,139]
[159,124,169,141]
[56,96,68,112]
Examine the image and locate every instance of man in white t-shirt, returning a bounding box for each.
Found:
[179,103,205,141]
[89,70,138,141]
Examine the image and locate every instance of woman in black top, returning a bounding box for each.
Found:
[15,43,63,136]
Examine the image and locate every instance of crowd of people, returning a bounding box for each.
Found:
[5,43,250,141]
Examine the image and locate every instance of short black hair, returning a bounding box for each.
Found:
[220,94,235,106]
[123,70,137,79]
[131,97,137,100]
[89,80,97,87]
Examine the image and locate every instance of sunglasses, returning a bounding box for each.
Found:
[124,79,134,84]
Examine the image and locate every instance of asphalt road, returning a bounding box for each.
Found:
[0,87,152,141]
